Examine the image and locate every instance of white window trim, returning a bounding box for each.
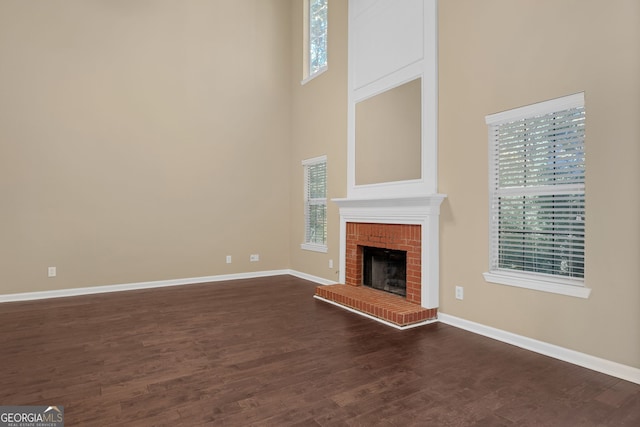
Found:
[301,242,328,253]
[483,271,591,299]
[301,65,328,85]
[301,155,328,253]
[486,93,585,125]
[484,92,591,299]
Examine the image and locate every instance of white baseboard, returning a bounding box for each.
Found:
[287,270,337,286]
[0,269,292,303]
[0,269,335,304]
[438,312,640,385]
[314,295,438,330]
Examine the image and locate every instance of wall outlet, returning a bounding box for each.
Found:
[250,254,259,262]
[455,286,464,300]
[48,267,57,278]
[226,255,232,264]
[329,259,333,269]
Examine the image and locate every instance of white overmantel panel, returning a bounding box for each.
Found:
[340,1,442,308]
[351,0,424,91]
[347,0,438,199]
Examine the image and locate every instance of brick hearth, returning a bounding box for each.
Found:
[315,284,437,327]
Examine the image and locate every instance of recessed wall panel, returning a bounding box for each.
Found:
[352,0,424,90]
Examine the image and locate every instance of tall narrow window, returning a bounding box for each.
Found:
[303,0,328,82]
[484,93,589,298]
[302,156,327,252]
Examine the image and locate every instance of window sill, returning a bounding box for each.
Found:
[301,243,328,253]
[300,66,328,85]
[483,271,591,299]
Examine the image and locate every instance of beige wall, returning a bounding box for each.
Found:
[1,0,637,371]
[355,78,422,185]
[289,0,348,283]
[439,0,640,367]
[0,0,292,293]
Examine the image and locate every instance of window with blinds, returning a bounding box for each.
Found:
[302,156,327,252]
[485,93,586,292]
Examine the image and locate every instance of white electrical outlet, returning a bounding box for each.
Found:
[48,267,57,278]
[250,254,259,262]
[226,255,232,264]
[329,259,333,269]
[455,286,464,300]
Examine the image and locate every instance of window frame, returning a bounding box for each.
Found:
[301,0,328,84]
[483,93,591,299]
[301,155,328,253]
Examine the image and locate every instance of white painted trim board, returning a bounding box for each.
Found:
[0,270,295,303]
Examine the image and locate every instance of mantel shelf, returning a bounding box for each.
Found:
[332,194,446,210]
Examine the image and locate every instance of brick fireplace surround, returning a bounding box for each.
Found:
[345,223,422,304]
[314,195,445,328]
[316,222,437,327]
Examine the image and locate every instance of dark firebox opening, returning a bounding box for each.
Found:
[362,246,407,297]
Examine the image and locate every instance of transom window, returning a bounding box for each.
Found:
[484,93,590,298]
[303,0,328,82]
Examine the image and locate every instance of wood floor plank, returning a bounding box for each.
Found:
[0,275,638,426]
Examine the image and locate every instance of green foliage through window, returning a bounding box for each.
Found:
[308,0,328,76]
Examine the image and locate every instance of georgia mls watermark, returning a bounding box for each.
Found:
[0,406,64,427]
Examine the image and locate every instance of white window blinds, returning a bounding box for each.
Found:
[303,156,327,250]
[486,93,585,283]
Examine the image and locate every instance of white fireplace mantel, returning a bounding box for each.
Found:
[333,194,446,309]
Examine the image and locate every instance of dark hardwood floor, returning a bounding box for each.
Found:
[0,275,638,426]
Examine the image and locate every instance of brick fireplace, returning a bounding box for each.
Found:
[315,195,446,328]
[346,222,421,304]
